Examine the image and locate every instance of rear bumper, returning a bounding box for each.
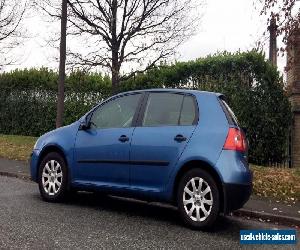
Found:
[214,149,252,213]
[223,183,252,214]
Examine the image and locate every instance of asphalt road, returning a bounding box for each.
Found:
[0,176,298,250]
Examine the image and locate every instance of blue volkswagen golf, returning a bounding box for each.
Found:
[30,89,252,229]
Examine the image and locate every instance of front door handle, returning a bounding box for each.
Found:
[174,134,187,142]
[119,135,129,142]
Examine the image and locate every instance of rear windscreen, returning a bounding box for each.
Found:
[219,98,239,126]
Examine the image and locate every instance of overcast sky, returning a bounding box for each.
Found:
[4,0,287,75]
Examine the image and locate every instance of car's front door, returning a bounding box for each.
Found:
[130,92,198,192]
[73,93,142,188]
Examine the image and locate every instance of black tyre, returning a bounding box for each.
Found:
[38,152,68,202]
[177,168,220,229]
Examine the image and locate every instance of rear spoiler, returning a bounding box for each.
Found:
[216,93,226,101]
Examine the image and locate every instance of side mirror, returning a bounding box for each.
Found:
[79,111,94,131]
[79,120,91,131]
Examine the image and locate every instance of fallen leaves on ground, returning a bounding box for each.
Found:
[251,165,300,202]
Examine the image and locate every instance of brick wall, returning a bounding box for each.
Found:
[292,114,300,167]
[287,28,300,168]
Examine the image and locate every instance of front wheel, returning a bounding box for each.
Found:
[38,152,68,202]
[177,168,220,229]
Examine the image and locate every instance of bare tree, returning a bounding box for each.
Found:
[39,0,202,92]
[68,0,201,91]
[259,0,300,49]
[0,0,26,69]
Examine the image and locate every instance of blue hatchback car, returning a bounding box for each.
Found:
[31,89,252,229]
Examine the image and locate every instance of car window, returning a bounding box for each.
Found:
[90,94,141,129]
[142,93,184,127]
[180,95,197,125]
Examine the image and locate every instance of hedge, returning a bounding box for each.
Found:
[0,51,292,165]
[0,69,111,136]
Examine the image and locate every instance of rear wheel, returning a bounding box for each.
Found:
[177,168,220,229]
[38,152,68,202]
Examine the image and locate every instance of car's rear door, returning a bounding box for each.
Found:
[129,92,198,192]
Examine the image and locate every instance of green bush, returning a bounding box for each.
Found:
[0,51,292,165]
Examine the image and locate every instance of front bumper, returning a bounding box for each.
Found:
[223,183,252,214]
[30,149,40,182]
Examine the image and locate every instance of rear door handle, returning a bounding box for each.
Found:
[119,135,129,142]
[174,134,187,142]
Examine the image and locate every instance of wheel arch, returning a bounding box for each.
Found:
[173,160,224,212]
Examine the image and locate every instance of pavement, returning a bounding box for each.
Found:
[0,157,300,228]
[0,175,298,249]
[0,158,30,180]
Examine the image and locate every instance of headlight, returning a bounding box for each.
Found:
[33,140,39,150]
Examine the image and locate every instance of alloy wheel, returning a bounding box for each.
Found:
[42,160,63,196]
[182,177,213,222]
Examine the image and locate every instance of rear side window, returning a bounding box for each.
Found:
[180,96,197,125]
[143,93,182,126]
[142,92,197,127]
[219,98,239,126]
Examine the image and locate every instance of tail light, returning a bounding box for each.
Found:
[223,128,247,152]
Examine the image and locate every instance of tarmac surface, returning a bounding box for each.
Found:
[0,175,298,249]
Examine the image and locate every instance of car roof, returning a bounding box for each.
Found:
[117,88,224,98]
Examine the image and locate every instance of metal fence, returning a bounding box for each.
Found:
[265,128,292,168]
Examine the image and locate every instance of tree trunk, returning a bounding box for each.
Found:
[110,0,120,94]
[56,0,67,128]
[111,64,120,94]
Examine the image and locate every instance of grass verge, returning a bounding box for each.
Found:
[0,134,37,161]
[251,165,300,202]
